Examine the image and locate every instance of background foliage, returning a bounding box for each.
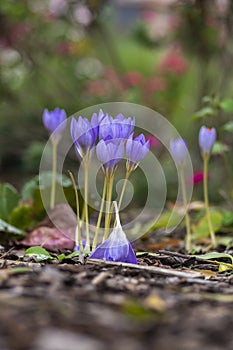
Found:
[0,0,232,203]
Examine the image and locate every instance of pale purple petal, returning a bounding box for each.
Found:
[199,126,216,154]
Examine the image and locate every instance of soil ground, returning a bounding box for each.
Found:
[0,240,233,350]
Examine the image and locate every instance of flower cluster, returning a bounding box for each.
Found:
[70,110,150,264]
[70,110,150,174]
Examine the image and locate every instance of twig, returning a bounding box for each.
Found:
[87,259,204,280]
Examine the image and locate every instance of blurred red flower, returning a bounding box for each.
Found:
[124,71,143,87]
[188,171,204,185]
[159,46,188,75]
[145,135,159,149]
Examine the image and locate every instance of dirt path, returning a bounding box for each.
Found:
[0,248,233,350]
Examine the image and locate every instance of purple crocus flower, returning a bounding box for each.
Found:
[96,139,124,175]
[71,116,97,158]
[89,202,137,264]
[126,133,150,171]
[90,109,105,140]
[99,114,135,141]
[43,108,67,140]
[199,126,216,155]
[170,138,188,165]
[99,115,121,141]
[115,113,135,139]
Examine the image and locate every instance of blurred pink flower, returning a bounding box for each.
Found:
[84,80,111,98]
[159,46,188,75]
[124,71,143,87]
[141,11,155,22]
[103,67,119,82]
[145,135,159,149]
[188,171,204,185]
[146,77,167,92]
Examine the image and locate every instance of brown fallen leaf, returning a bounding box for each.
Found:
[196,269,217,279]
[18,204,77,251]
[38,204,77,241]
[19,226,75,251]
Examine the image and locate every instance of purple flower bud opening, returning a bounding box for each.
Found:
[126,133,150,171]
[43,108,67,140]
[198,126,216,155]
[170,138,188,165]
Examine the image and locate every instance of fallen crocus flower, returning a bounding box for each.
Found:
[89,202,137,264]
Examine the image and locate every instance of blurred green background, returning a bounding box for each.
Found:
[0,0,232,202]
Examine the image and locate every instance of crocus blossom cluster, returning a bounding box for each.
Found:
[70,110,150,174]
[70,109,150,263]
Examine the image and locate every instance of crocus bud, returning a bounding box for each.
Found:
[126,133,150,171]
[199,126,216,156]
[170,138,188,165]
[43,108,67,141]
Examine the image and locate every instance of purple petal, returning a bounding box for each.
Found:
[170,138,188,165]
[199,126,216,154]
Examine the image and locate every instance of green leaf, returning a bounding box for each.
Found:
[192,107,214,120]
[222,121,233,133]
[196,252,233,264]
[0,183,19,221]
[0,219,25,243]
[218,262,233,272]
[220,99,233,113]
[217,236,233,248]
[39,172,72,189]
[147,211,182,231]
[25,246,54,262]
[21,172,72,200]
[9,205,34,230]
[192,210,223,239]
[212,141,230,155]
[220,210,233,227]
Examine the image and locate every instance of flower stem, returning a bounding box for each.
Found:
[179,164,192,251]
[92,176,107,251]
[50,139,58,209]
[203,154,216,247]
[84,156,90,250]
[112,169,131,227]
[68,170,83,252]
[104,174,114,241]
[113,201,121,228]
[118,170,131,211]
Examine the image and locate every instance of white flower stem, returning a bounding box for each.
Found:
[203,154,216,247]
[179,164,192,251]
[103,173,114,241]
[50,139,58,209]
[84,156,90,250]
[118,169,131,210]
[92,176,107,251]
[68,170,83,252]
[113,201,121,228]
